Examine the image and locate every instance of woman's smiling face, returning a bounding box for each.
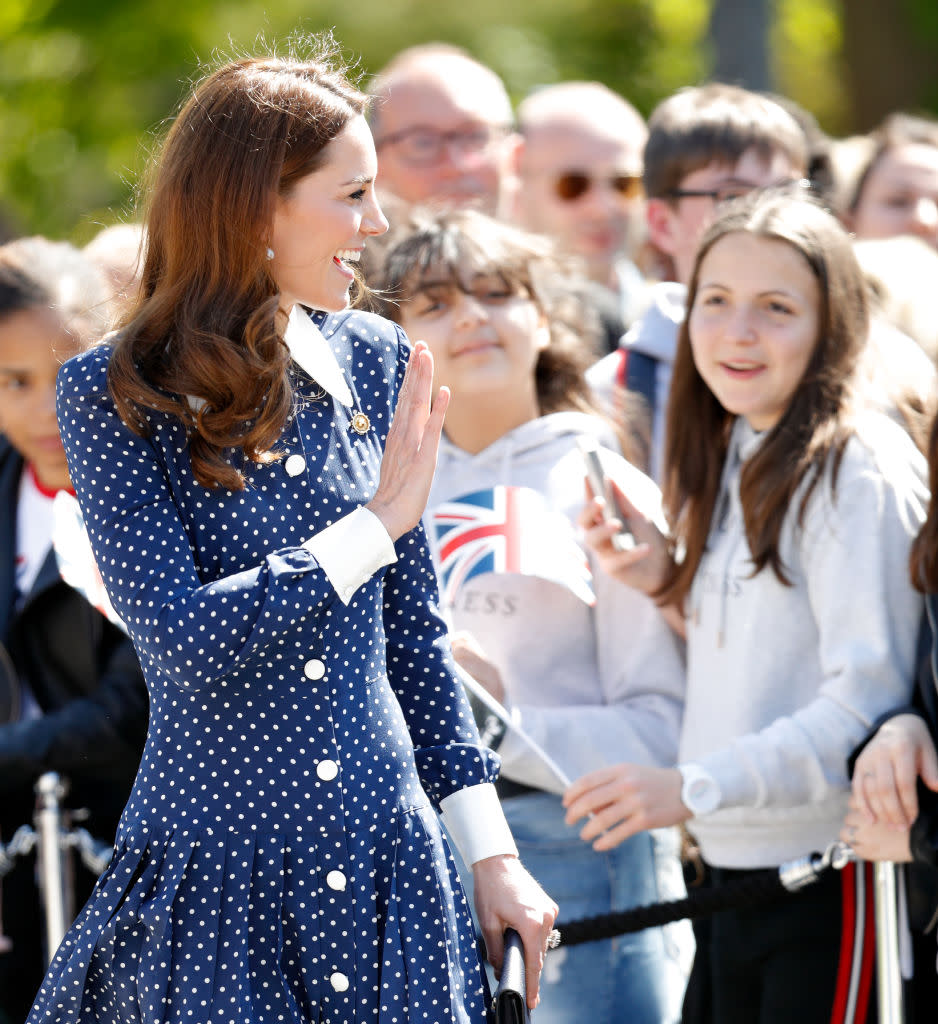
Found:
[269,114,389,312]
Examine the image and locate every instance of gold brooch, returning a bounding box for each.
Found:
[350,412,370,435]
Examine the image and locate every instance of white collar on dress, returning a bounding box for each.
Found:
[283,304,353,408]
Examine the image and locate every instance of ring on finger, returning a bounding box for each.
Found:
[546,929,561,950]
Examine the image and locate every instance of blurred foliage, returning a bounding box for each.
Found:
[773,0,846,134]
[906,0,938,113]
[1,0,712,241]
[0,0,933,240]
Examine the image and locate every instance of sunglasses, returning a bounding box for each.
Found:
[554,171,644,203]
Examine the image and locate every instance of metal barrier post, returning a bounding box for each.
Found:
[34,773,73,965]
[874,861,905,1024]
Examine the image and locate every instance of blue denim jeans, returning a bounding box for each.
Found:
[461,791,693,1024]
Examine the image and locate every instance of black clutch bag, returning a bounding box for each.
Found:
[490,927,531,1024]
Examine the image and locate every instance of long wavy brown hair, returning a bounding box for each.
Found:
[658,193,869,608]
[107,46,367,490]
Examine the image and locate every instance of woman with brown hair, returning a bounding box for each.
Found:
[567,192,928,1024]
[27,43,555,1024]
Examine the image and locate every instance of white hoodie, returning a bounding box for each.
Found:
[425,411,686,792]
[681,413,928,867]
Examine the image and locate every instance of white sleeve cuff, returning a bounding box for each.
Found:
[440,782,518,866]
[303,506,397,605]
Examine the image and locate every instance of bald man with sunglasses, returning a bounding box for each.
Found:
[514,82,649,335]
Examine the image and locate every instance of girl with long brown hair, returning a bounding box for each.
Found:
[566,191,928,1024]
[375,208,692,1024]
[26,43,555,1024]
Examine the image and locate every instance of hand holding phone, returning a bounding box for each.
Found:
[576,436,635,551]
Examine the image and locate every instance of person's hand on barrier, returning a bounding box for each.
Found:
[450,631,506,704]
[472,854,558,1011]
[841,794,912,862]
[367,342,450,542]
[563,763,690,851]
[851,713,938,830]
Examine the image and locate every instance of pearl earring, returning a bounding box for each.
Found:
[266,247,275,261]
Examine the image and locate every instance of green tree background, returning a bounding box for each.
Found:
[1,0,935,242]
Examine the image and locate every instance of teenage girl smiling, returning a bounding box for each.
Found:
[570,192,928,1024]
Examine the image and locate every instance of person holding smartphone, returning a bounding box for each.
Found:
[376,207,692,1024]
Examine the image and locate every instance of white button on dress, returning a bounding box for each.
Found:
[330,972,350,993]
[284,454,306,476]
[316,759,338,781]
[304,659,326,681]
[326,870,347,891]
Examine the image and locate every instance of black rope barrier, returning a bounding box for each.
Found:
[554,841,854,948]
[557,868,783,946]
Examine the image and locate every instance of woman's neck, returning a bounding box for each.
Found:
[443,386,541,454]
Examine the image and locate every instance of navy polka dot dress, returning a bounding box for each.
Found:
[29,310,498,1024]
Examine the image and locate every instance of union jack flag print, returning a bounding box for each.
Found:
[429,486,595,607]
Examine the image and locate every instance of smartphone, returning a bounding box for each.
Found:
[576,436,635,551]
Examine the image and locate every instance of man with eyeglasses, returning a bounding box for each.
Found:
[368,44,520,218]
[514,82,649,340]
[587,84,808,482]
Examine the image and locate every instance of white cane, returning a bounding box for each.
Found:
[34,773,74,965]
[874,861,905,1023]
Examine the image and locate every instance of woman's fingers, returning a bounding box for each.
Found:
[368,344,449,541]
[852,715,937,828]
[471,855,558,1011]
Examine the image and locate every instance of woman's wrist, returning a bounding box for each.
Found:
[364,498,405,543]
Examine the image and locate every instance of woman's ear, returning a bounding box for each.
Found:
[534,317,551,352]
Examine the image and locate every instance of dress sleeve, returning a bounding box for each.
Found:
[379,342,501,808]
[56,349,368,692]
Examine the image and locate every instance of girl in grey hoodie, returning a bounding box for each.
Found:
[570,192,928,1024]
[376,209,692,1024]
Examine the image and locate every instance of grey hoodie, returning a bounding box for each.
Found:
[682,413,928,867]
[424,412,686,792]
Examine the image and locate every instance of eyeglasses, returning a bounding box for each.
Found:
[553,171,644,203]
[374,124,511,167]
[665,178,811,205]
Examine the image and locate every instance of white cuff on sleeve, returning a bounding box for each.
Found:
[303,506,397,605]
[440,782,518,867]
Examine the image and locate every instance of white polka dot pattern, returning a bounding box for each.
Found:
[29,309,498,1023]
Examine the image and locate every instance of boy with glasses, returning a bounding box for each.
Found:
[588,84,808,479]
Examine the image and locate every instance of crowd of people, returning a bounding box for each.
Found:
[1,31,938,1024]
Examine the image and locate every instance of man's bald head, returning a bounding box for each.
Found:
[514,82,647,286]
[369,44,519,215]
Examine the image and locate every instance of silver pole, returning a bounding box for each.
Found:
[874,861,905,1024]
[34,773,73,965]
